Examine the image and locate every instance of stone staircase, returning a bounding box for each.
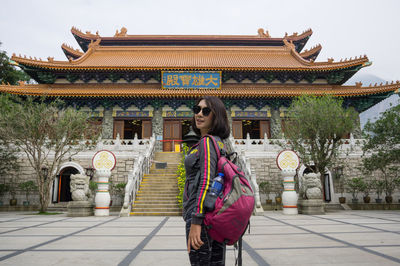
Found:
[130,152,182,216]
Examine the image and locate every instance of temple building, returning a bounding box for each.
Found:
[1,27,399,211]
[3,27,399,149]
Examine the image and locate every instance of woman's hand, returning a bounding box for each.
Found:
[187,223,204,253]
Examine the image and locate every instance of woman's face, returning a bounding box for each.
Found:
[194,99,214,136]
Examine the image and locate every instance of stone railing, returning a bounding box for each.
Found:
[225,136,264,215]
[233,133,365,155]
[119,134,156,217]
[97,134,153,152]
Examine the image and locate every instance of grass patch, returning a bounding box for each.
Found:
[36,211,63,215]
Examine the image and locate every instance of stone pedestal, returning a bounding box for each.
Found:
[298,199,325,215]
[95,169,111,216]
[67,201,94,217]
[281,169,298,215]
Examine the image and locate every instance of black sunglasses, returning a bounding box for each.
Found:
[193,105,212,116]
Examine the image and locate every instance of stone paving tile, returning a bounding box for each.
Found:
[1,211,400,265]
[358,223,400,232]
[0,236,59,250]
[75,227,155,236]
[257,247,400,266]
[143,235,186,250]
[250,224,307,235]
[2,227,81,236]
[156,226,185,236]
[323,232,400,246]
[367,246,400,260]
[134,250,189,266]
[0,228,19,233]
[35,235,146,250]
[0,251,131,266]
[0,221,51,227]
[245,233,346,249]
[297,224,380,233]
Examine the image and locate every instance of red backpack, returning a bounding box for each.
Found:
[204,135,255,245]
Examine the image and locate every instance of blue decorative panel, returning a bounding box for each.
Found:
[115,111,151,118]
[162,71,221,89]
[163,111,193,118]
[232,111,270,118]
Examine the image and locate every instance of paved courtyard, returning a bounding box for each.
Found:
[0,210,399,265]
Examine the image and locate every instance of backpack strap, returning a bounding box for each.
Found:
[204,134,221,160]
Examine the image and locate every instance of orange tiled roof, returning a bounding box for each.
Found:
[299,44,322,60]
[12,43,369,71]
[1,82,398,98]
[61,44,84,58]
[71,26,313,42]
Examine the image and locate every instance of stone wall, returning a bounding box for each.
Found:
[0,151,138,207]
[239,145,400,204]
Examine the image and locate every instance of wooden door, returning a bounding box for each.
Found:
[163,120,181,151]
[232,120,243,139]
[260,120,271,139]
[142,120,152,139]
[113,120,124,139]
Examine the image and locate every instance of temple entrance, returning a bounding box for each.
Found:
[113,119,152,139]
[232,119,271,139]
[53,167,79,203]
[163,119,191,151]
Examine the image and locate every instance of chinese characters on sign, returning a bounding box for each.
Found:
[115,111,151,118]
[163,111,193,118]
[162,71,221,89]
[232,111,271,118]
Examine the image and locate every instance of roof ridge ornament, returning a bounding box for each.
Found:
[114,27,128,37]
[257,28,270,38]
[88,38,101,49]
[283,38,295,51]
[47,57,54,62]
[356,82,362,87]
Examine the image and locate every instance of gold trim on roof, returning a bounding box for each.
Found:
[11,45,369,72]
[0,82,398,98]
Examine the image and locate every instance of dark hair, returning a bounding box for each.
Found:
[191,96,230,139]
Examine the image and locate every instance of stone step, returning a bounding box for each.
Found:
[143,173,178,177]
[137,189,178,192]
[133,202,179,207]
[130,211,182,216]
[140,181,177,186]
[134,199,178,204]
[142,178,177,182]
[132,206,182,212]
[131,152,181,216]
[140,183,178,187]
[135,199,178,204]
[137,192,178,197]
[148,169,178,174]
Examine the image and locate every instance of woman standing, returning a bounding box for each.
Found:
[183,96,230,266]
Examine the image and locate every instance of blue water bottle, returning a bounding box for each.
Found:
[204,173,224,212]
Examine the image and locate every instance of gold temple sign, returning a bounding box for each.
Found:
[276,150,300,170]
[92,150,116,171]
[162,71,221,89]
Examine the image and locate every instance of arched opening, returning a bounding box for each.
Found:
[56,167,79,202]
[300,165,332,203]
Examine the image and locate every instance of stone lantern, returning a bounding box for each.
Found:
[183,126,200,148]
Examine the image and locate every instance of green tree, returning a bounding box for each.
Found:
[283,95,358,175]
[0,42,31,85]
[0,95,100,212]
[0,140,20,179]
[362,103,400,198]
[363,103,400,169]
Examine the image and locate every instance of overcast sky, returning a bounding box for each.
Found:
[0,0,399,82]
